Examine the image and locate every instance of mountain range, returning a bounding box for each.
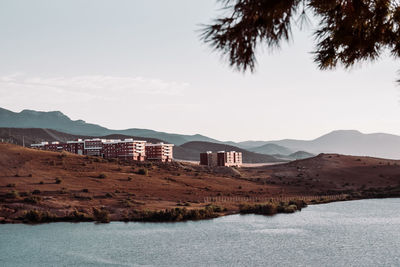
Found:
[0,108,218,146]
[1,107,400,159]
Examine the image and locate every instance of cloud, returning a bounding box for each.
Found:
[0,73,189,99]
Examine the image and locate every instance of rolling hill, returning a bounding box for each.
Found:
[247,143,293,155]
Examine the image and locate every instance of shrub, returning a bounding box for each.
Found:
[127,177,132,181]
[137,168,148,176]
[6,190,19,198]
[32,189,41,195]
[59,188,68,194]
[14,174,20,177]
[23,210,56,223]
[93,208,110,223]
[240,203,278,215]
[82,189,89,193]
[283,204,298,213]
[39,181,44,185]
[24,196,42,204]
[74,194,92,200]
[55,178,62,184]
[6,183,16,188]
[98,173,107,179]
[130,207,219,222]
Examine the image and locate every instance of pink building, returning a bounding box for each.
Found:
[145,143,174,162]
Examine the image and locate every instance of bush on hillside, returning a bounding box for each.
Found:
[137,168,148,176]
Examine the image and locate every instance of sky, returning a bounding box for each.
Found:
[0,0,399,142]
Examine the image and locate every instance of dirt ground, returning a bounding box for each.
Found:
[1,143,400,223]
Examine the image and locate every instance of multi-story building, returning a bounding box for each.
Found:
[200,151,242,167]
[84,139,103,156]
[145,143,174,162]
[102,139,146,161]
[31,139,172,162]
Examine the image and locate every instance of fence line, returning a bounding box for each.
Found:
[203,194,347,203]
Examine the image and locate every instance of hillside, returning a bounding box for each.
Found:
[0,108,219,145]
[1,144,400,223]
[178,141,287,163]
[248,153,400,195]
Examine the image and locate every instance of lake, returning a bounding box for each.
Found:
[1,198,400,266]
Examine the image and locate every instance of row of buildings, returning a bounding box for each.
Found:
[200,151,242,167]
[31,138,174,162]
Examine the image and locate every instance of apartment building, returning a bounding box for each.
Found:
[31,139,172,162]
[200,151,242,167]
[145,143,174,162]
[102,139,146,161]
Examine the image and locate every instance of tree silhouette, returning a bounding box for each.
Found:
[202,0,400,76]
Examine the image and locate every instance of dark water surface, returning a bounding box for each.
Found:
[1,198,400,266]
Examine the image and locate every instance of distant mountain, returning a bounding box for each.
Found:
[0,128,164,147]
[176,141,283,163]
[248,143,293,155]
[0,128,282,163]
[3,107,400,159]
[0,107,219,145]
[262,130,400,159]
[287,151,315,160]
[235,140,270,149]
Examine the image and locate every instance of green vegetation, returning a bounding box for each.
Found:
[130,206,221,222]
[239,200,307,216]
[22,209,93,223]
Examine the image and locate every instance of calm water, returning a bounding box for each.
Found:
[1,198,400,266]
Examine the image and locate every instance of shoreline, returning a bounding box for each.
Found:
[2,194,399,225]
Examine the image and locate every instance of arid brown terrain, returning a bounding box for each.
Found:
[1,143,400,223]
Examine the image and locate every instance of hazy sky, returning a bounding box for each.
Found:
[1,0,399,142]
